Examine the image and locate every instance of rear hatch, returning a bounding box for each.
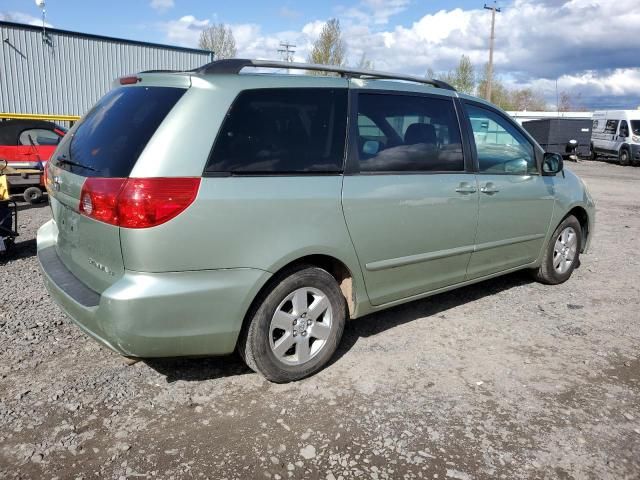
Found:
[47,81,188,293]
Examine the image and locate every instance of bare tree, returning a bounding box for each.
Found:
[307,19,346,74]
[510,88,547,111]
[558,92,588,112]
[427,55,474,94]
[198,24,237,60]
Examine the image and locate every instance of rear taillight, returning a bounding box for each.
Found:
[44,162,55,193]
[79,178,126,225]
[43,163,49,191]
[118,178,200,228]
[79,177,200,228]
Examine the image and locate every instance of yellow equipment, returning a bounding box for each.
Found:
[1,159,20,253]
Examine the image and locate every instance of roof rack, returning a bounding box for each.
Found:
[192,59,456,91]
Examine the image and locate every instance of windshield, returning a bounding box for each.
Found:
[58,86,185,177]
[631,120,640,136]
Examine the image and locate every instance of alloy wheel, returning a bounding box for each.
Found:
[269,287,333,366]
[553,226,578,274]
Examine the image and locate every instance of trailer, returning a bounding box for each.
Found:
[522,118,592,158]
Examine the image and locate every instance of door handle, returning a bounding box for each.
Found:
[455,182,477,194]
[480,182,500,194]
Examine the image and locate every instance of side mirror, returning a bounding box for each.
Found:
[542,152,563,175]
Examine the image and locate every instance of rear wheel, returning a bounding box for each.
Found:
[23,186,43,204]
[239,266,347,383]
[533,215,582,285]
[619,148,630,166]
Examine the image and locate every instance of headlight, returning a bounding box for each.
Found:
[633,135,640,142]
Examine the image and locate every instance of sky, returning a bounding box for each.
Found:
[2,0,639,109]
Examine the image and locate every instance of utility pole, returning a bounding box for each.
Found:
[484,2,501,102]
[277,41,296,62]
[277,41,296,74]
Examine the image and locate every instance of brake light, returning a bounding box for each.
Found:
[119,76,141,85]
[79,177,200,228]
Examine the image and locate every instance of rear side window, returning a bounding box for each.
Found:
[604,120,619,134]
[65,87,185,177]
[19,128,61,146]
[355,93,464,173]
[206,88,348,174]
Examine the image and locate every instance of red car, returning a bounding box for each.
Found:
[0,119,67,203]
[0,119,67,169]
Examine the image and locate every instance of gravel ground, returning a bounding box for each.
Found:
[1,160,639,480]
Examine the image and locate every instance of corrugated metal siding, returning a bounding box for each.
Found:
[0,24,212,116]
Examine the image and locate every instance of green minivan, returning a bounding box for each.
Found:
[37,59,595,382]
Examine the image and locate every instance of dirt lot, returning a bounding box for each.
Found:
[1,160,639,480]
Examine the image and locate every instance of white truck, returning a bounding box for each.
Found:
[591,110,640,166]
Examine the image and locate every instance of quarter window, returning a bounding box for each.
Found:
[207,88,348,174]
[355,93,464,172]
[466,104,537,175]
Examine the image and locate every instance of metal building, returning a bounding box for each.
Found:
[0,20,213,117]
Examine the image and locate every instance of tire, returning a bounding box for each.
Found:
[239,266,347,383]
[619,148,630,166]
[533,215,582,285]
[590,145,597,161]
[23,186,43,204]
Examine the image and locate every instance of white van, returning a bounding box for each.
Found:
[591,110,640,165]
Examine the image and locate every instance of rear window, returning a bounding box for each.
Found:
[63,86,185,177]
[206,88,348,174]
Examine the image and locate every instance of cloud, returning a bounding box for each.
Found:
[160,0,640,108]
[529,69,640,110]
[150,0,174,13]
[163,15,210,46]
[0,11,53,27]
[339,0,410,26]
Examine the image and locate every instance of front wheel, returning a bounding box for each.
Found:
[619,148,630,166]
[533,215,582,285]
[239,266,347,383]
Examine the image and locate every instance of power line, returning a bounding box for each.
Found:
[484,2,501,103]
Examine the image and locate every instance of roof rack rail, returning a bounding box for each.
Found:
[193,59,456,91]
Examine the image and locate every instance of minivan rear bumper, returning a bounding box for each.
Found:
[37,220,271,358]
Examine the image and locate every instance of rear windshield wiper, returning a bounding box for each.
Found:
[55,156,96,172]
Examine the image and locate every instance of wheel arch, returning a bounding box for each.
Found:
[565,205,590,252]
[236,253,361,351]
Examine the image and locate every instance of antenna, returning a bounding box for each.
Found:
[35,0,47,43]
